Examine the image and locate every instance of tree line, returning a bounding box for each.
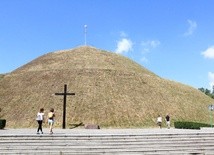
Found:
[198,86,214,99]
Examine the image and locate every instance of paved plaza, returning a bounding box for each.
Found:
[0,127,213,135]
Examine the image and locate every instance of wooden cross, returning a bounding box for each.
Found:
[55,84,75,129]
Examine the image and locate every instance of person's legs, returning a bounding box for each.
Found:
[167,121,170,129]
[40,121,43,133]
[37,121,43,133]
[37,121,40,133]
[48,119,54,134]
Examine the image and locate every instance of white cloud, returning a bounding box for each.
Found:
[184,20,197,36]
[141,40,160,48]
[141,40,160,53]
[115,38,133,54]
[119,31,127,37]
[208,72,214,89]
[140,57,149,63]
[201,46,214,59]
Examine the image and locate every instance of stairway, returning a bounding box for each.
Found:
[0,128,214,154]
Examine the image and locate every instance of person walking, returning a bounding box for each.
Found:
[165,114,170,129]
[36,108,45,134]
[157,115,162,129]
[48,108,55,134]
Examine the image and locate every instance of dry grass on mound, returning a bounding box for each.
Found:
[0,46,213,128]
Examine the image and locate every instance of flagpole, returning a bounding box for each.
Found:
[84,25,87,46]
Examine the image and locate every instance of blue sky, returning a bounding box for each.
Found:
[1,0,214,89]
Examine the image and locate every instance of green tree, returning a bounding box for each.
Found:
[198,87,214,99]
[198,87,205,93]
[205,89,211,95]
[212,85,214,95]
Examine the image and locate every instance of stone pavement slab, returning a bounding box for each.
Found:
[1,127,214,136]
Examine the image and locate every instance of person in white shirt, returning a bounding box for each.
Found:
[157,115,162,129]
[36,108,44,134]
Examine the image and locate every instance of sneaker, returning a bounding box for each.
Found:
[37,132,39,134]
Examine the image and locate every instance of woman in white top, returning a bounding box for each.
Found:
[36,108,44,134]
[157,115,162,129]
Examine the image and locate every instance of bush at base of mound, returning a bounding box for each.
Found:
[174,121,210,129]
[0,119,6,129]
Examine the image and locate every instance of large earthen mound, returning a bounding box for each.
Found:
[0,46,213,128]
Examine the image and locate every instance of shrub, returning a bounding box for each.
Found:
[0,119,6,129]
[174,121,210,130]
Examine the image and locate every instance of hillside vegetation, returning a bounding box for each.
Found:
[0,74,4,80]
[0,46,213,128]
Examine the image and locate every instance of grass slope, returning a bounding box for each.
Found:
[0,46,213,128]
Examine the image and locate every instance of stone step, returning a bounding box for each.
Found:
[0,147,213,155]
[1,128,214,154]
[0,142,214,154]
[1,136,214,143]
[1,132,214,139]
[0,143,214,149]
[1,135,214,143]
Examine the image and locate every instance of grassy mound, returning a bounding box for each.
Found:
[0,46,213,128]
